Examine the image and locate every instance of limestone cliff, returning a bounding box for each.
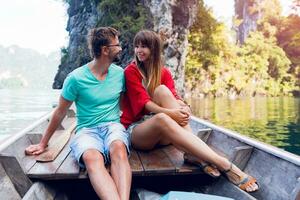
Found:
[235,0,263,44]
[53,0,198,96]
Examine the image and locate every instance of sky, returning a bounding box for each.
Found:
[0,0,68,55]
[204,0,295,27]
[0,0,295,55]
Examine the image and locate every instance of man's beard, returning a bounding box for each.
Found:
[111,52,121,63]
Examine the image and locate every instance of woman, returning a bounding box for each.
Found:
[121,30,259,192]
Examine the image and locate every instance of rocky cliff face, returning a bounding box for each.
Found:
[53,0,100,89]
[53,0,197,96]
[235,0,263,44]
[145,0,198,95]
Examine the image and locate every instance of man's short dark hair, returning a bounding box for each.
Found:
[87,27,119,59]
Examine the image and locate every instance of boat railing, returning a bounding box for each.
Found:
[191,116,300,166]
[0,110,54,153]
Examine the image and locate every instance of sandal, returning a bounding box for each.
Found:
[223,162,259,192]
[183,153,221,178]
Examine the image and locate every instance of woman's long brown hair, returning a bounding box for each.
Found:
[134,30,162,97]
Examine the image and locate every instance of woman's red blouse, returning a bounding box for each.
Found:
[121,62,180,128]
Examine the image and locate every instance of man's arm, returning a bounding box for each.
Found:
[25,96,73,155]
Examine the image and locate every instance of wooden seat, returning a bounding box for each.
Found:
[1,112,253,181]
[25,125,253,180]
[24,116,206,180]
[27,141,204,180]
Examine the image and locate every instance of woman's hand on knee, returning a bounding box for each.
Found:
[166,108,190,126]
[180,105,192,116]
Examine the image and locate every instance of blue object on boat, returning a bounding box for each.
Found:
[160,191,234,200]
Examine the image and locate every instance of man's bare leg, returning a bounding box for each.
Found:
[82,149,120,200]
[110,140,132,200]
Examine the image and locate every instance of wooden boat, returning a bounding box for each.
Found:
[0,108,299,200]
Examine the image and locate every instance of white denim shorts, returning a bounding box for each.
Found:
[70,122,130,168]
[127,114,155,135]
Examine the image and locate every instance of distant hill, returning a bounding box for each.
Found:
[0,45,60,89]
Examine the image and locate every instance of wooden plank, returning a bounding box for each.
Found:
[27,139,72,179]
[0,164,21,200]
[137,147,175,175]
[1,135,37,173]
[54,192,69,200]
[26,133,43,145]
[28,119,50,133]
[210,146,228,158]
[291,177,300,200]
[66,109,76,118]
[196,128,212,143]
[129,150,144,175]
[210,145,253,171]
[35,122,76,162]
[22,182,56,200]
[205,176,257,200]
[0,155,32,197]
[61,117,76,130]
[55,151,80,179]
[231,146,253,170]
[162,145,202,174]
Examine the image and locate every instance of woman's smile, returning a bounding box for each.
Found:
[135,44,151,62]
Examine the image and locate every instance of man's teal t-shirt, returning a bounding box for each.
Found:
[62,63,125,132]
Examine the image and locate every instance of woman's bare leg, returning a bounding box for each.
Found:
[132,113,227,166]
[131,85,258,192]
[153,85,219,172]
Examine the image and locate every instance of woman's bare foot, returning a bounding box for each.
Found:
[223,162,259,192]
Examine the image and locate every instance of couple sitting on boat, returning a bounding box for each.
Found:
[25,27,259,200]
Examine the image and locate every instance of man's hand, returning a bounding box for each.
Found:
[167,108,190,126]
[24,96,72,156]
[25,143,47,155]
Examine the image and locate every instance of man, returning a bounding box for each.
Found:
[25,27,131,200]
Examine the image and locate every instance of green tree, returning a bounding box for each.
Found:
[276,15,300,86]
[97,0,149,64]
[239,32,294,96]
[186,0,231,96]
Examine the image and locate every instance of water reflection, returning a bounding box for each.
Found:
[0,89,59,141]
[187,97,300,155]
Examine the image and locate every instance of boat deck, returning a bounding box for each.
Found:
[2,112,247,180]
[27,142,205,180]
[2,111,300,200]
[23,114,206,180]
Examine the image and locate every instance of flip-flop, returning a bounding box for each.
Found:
[183,153,221,178]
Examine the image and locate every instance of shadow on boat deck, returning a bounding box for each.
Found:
[42,174,215,200]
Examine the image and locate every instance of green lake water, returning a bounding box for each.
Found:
[187,97,300,155]
[1,89,299,156]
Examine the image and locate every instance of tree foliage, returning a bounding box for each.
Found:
[98,0,148,50]
[98,0,147,41]
[96,0,150,65]
[186,0,299,97]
